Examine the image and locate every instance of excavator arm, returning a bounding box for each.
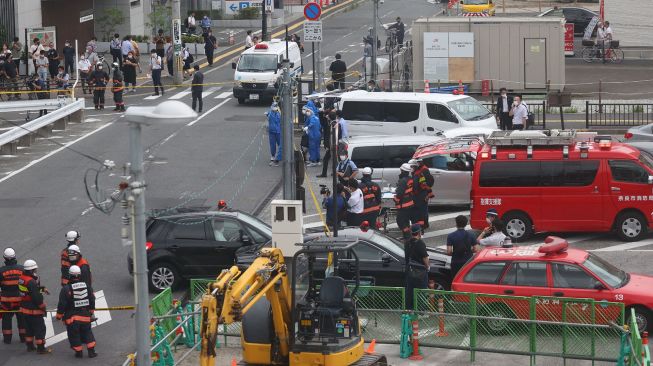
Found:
[199,247,292,366]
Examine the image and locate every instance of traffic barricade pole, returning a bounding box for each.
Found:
[435,297,449,337]
[400,313,413,359]
[409,315,424,360]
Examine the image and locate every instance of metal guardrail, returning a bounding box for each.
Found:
[0,98,84,151]
[586,102,653,128]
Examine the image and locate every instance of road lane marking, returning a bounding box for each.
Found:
[215,91,232,99]
[187,98,231,126]
[144,95,162,100]
[591,239,653,252]
[0,123,113,184]
[169,88,192,100]
[45,290,111,346]
[202,86,221,98]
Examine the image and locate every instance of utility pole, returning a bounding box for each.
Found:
[129,122,150,366]
[262,1,268,41]
[331,122,338,237]
[172,0,183,86]
[371,0,379,83]
[316,42,322,91]
[281,27,295,199]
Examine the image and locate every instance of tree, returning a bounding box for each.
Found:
[147,5,172,37]
[96,8,125,41]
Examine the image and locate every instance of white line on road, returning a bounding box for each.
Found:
[590,239,653,252]
[0,123,114,185]
[202,86,221,98]
[169,88,192,100]
[144,95,162,100]
[187,98,231,126]
[215,91,232,99]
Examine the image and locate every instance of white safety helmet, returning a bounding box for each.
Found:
[3,247,16,260]
[68,244,81,254]
[23,259,38,271]
[66,230,80,242]
[69,265,81,276]
[362,167,373,176]
[408,158,421,167]
[400,163,413,173]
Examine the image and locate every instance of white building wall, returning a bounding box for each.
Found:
[15,0,42,40]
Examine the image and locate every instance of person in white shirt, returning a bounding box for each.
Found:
[509,95,528,130]
[187,13,197,34]
[336,110,349,140]
[77,54,91,94]
[149,49,164,96]
[477,219,508,247]
[343,179,364,226]
[245,30,254,49]
[29,38,44,75]
[214,220,227,241]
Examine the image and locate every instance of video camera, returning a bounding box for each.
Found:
[319,184,330,196]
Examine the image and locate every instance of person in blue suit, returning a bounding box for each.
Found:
[266,102,282,166]
[303,106,321,166]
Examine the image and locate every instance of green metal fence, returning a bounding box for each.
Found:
[627,308,651,366]
[413,289,625,364]
[151,288,177,339]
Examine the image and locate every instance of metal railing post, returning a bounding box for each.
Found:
[470,292,477,362]
[562,300,568,359]
[586,100,590,129]
[530,297,536,366]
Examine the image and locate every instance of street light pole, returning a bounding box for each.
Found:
[124,101,197,366]
[281,27,295,200]
[172,0,184,86]
[129,121,149,366]
[371,0,378,83]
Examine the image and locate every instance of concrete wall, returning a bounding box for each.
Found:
[94,0,153,39]
[16,0,42,42]
[412,17,565,93]
[41,0,94,48]
[605,0,653,47]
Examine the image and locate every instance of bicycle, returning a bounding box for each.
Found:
[581,39,624,64]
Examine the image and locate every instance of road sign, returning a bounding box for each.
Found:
[266,0,273,11]
[304,2,322,21]
[225,1,262,15]
[79,9,93,23]
[304,20,323,42]
[564,23,575,56]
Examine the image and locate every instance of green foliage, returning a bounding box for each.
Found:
[147,5,173,37]
[182,34,203,44]
[189,9,223,20]
[633,105,644,113]
[237,6,260,19]
[96,8,125,42]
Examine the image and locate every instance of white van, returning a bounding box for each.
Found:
[339,91,497,136]
[232,39,302,104]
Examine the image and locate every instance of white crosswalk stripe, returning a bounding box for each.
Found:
[144,95,162,100]
[202,86,221,98]
[215,91,232,99]
[169,88,192,100]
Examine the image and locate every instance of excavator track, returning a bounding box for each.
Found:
[349,354,388,366]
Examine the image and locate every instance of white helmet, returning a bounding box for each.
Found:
[408,158,421,166]
[66,230,80,242]
[362,167,373,176]
[68,245,81,254]
[23,259,38,271]
[400,163,413,172]
[3,247,16,260]
[69,265,81,276]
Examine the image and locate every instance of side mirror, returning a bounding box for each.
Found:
[231,62,237,69]
[648,175,653,184]
[381,253,392,266]
[594,282,606,291]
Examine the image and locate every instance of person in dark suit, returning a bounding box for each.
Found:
[496,87,513,130]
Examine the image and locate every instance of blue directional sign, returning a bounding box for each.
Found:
[239,2,249,9]
[229,3,238,11]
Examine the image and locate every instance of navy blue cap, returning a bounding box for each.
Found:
[410,224,422,234]
[486,208,499,217]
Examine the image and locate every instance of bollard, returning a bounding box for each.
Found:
[424,80,430,94]
[408,317,424,360]
[435,297,449,337]
[400,313,413,359]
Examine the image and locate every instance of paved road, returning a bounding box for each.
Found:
[0,0,444,364]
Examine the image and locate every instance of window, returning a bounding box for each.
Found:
[479,161,540,187]
[582,253,627,288]
[480,161,599,187]
[169,220,206,240]
[463,262,507,284]
[384,145,420,168]
[352,243,385,261]
[351,146,384,169]
[447,97,493,122]
[427,104,458,123]
[341,101,420,123]
[245,226,268,243]
[540,161,599,187]
[212,219,243,242]
[422,153,473,171]
[552,263,597,289]
[237,54,278,72]
[501,262,547,287]
[609,160,650,184]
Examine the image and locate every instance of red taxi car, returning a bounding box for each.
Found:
[452,237,653,333]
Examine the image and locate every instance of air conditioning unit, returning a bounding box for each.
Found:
[271,200,303,257]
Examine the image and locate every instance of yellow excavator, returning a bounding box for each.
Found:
[199,237,388,366]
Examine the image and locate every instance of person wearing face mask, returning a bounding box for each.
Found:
[29,38,44,75]
[366,79,381,92]
[509,95,527,130]
[11,38,21,73]
[111,63,125,112]
[495,87,513,130]
[89,62,109,110]
[480,208,499,238]
[266,102,282,166]
[77,54,91,94]
[46,42,59,79]
[84,46,99,71]
[149,49,164,96]
[302,106,322,166]
[35,50,49,82]
[343,179,364,226]
[478,218,508,247]
[359,167,382,226]
[19,259,51,354]
[123,51,137,92]
[191,64,204,113]
[336,149,358,184]
[62,41,75,75]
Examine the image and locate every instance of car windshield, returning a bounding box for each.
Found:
[237,54,278,72]
[464,0,490,4]
[237,212,272,236]
[636,148,653,172]
[583,253,628,288]
[447,97,493,121]
[370,232,405,258]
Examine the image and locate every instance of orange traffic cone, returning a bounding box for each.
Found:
[365,339,377,354]
[231,357,238,366]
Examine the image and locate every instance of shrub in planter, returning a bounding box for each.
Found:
[182,34,203,44]
[238,7,259,19]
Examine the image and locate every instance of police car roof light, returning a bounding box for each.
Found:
[538,236,569,255]
[360,221,370,232]
[563,145,569,159]
[254,43,269,50]
[599,140,612,149]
